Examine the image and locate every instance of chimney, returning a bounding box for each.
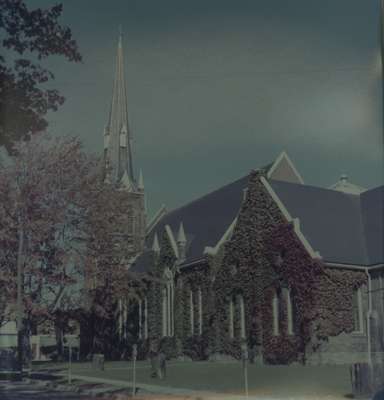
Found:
[138,169,144,191]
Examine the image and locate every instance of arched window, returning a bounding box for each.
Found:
[117,298,128,341]
[229,297,234,339]
[190,289,194,335]
[239,295,246,339]
[285,288,294,335]
[198,288,203,335]
[162,287,167,337]
[272,291,280,336]
[353,287,364,333]
[118,298,123,339]
[162,268,174,337]
[144,297,148,339]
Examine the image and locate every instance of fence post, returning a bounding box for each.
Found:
[132,344,137,397]
[68,342,72,384]
[241,342,249,399]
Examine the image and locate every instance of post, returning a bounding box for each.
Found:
[68,341,72,384]
[132,344,137,397]
[16,220,24,376]
[241,342,249,399]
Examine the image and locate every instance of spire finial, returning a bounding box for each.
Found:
[138,169,144,190]
[119,170,133,191]
[177,222,186,244]
[118,25,123,49]
[152,233,160,253]
[177,222,187,262]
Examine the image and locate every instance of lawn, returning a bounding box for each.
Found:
[33,360,353,398]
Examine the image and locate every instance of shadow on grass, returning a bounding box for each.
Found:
[30,372,62,381]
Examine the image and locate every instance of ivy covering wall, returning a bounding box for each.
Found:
[214,170,367,364]
[140,170,367,364]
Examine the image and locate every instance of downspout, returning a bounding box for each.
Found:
[365,268,372,366]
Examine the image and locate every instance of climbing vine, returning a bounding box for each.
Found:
[140,170,366,365]
[214,170,367,364]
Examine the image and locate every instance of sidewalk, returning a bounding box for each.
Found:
[51,371,369,400]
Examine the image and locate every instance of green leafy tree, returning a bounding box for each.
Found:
[0,0,81,152]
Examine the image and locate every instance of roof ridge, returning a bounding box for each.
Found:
[270,178,362,196]
[164,174,250,220]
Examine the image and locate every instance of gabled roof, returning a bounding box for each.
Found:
[130,250,156,273]
[270,180,384,266]
[145,153,296,265]
[267,151,304,184]
[141,151,382,271]
[148,174,249,265]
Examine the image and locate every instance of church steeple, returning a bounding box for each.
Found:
[104,30,135,186]
[102,31,146,256]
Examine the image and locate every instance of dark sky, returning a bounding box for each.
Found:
[31,0,382,216]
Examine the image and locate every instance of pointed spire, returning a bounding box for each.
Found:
[104,29,135,184]
[152,233,160,253]
[118,25,123,46]
[177,222,186,244]
[119,169,133,191]
[138,169,144,191]
[104,125,110,150]
[177,222,187,262]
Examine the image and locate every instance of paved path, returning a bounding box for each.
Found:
[0,380,92,400]
[53,371,368,400]
[56,372,217,398]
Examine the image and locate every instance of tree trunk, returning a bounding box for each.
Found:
[55,317,64,360]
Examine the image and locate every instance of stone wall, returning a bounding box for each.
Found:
[143,170,379,366]
[213,170,370,365]
[306,332,368,365]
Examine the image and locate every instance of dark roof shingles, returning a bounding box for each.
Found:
[270,180,384,266]
[360,186,384,265]
[147,175,249,264]
[145,169,383,268]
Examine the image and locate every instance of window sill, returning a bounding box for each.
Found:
[351,331,365,337]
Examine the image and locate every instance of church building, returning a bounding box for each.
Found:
[106,35,384,366]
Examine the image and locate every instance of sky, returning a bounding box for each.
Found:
[30,0,383,216]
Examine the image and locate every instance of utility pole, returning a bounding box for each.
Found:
[16,165,27,378]
[241,342,249,399]
[68,340,72,384]
[132,344,137,397]
[16,216,24,377]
